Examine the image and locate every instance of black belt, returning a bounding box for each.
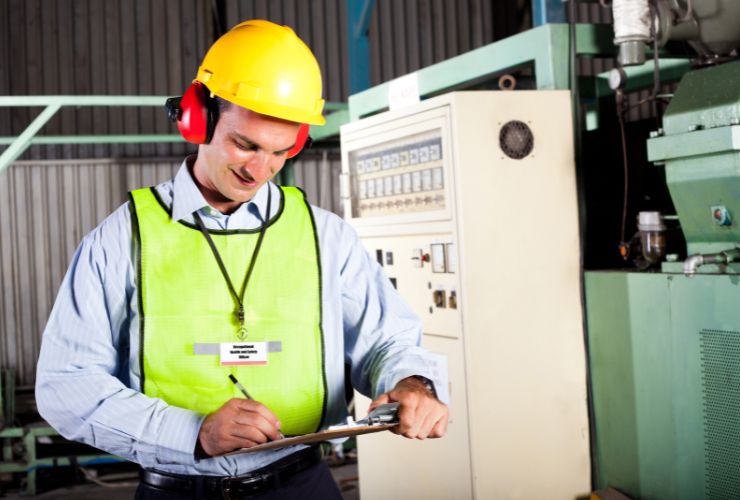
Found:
[139,446,321,499]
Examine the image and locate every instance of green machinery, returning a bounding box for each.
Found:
[0,369,125,495]
[587,1,740,498]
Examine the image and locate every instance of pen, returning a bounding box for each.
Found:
[228,374,254,400]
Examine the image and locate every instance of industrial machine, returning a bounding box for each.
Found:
[587,1,740,498]
[340,91,590,499]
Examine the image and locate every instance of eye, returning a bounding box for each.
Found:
[234,140,257,152]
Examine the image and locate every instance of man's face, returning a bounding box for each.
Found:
[193,105,300,213]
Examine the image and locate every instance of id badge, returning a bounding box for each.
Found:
[220,342,268,366]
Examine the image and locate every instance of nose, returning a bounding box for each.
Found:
[246,149,270,169]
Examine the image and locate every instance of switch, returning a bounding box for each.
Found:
[376,249,384,266]
[431,243,446,273]
[385,251,394,265]
[445,243,457,273]
[411,248,423,268]
[433,289,446,308]
[389,277,397,289]
[448,290,458,309]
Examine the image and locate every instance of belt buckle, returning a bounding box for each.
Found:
[220,473,269,499]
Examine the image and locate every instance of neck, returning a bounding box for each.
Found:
[191,158,242,215]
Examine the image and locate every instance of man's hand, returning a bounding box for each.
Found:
[369,376,449,439]
[197,398,282,457]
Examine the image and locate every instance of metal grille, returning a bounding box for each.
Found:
[499,120,534,159]
[700,328,740,499]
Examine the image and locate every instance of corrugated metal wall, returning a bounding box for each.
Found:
[367,0,529,84]
[0,153,341,386]
[222,0,527,98]
[0,0,210,160]
[0,159,178,385]
[223,0,350,103]
[293,149,344,216]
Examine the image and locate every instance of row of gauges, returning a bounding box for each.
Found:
[358,167,444,199]
[354,138,442,174]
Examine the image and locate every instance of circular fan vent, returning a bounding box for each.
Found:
[499,120,534,159]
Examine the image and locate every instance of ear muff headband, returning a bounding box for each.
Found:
[286,124,310,159]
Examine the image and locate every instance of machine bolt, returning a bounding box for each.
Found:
[711,205,732,226]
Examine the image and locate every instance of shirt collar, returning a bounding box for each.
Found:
[170,155,272,223]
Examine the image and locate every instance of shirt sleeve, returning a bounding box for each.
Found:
[35,203,203,468]
[338,219,449,403]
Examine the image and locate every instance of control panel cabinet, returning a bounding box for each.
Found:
[341,91,591,499]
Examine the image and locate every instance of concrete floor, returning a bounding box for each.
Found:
[2,461,359,499]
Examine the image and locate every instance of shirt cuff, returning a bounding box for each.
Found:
[151,407,205,467]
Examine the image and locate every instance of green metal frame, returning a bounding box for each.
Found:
[346,22,692,135]
[0,96,347,174]
[348,23,615,121]
[0,425,125,495]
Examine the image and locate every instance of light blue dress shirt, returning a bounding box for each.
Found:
[36,157,446,476]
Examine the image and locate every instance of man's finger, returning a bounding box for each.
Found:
[231,398,281,428]
[231,411,282,442]
[228,422,273,445]
[396,399,422,438]
[430,412,449,438]
[368,393,391,411]
[224,435,260,450]
[415,405,444,440]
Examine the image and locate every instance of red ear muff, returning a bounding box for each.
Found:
[170,82,216,144]
[286,124,310,159]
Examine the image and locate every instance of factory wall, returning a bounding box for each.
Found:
[0,159,178,386]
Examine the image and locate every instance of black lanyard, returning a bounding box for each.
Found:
[192,188,272,340]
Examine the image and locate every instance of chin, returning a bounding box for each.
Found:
[235,186,261,201]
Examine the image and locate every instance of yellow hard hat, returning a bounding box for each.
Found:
[195,19,325,125]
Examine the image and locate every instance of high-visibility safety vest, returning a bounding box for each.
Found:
[129,186,327,436]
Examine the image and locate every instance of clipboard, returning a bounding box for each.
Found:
[226,403,400,455]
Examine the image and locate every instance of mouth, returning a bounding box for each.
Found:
[231,169,256,187]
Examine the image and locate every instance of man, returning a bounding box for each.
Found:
[36,19,448,499]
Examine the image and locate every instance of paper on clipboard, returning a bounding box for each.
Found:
[226,403,400,455]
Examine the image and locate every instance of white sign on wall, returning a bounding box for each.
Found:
[388,72,421,111]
